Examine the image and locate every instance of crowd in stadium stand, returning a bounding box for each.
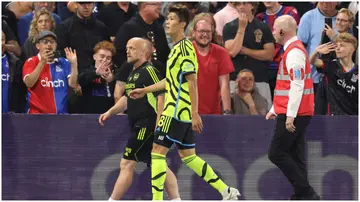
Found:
[2,1,358,116]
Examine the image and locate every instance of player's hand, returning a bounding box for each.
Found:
[265,112,277,120]
[316,42,337,55]
[99,112,111,126]
[129,88,146,99]
[192,113,203,134]
[285,116,296,133]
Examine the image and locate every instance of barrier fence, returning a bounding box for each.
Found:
[2,114,358,200]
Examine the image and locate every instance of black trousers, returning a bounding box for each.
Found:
[268,114,315,197]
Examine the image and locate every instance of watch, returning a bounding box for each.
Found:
[223,109,232,115]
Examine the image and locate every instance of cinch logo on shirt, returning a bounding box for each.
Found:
[41,77,65,88]
[2,73,10,81]
[337,79,356,94]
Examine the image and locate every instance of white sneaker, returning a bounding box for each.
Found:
[221,187,240,200]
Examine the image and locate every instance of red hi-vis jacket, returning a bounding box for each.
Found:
[273,40,314,116]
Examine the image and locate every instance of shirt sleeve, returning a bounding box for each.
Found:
[219,47,234,75]
[297,12,311,46]
[180,41,197,76]
[145,66,165,97]
[222,21,236,44]
[22,57,36,82]
[63,58,71,78]
[286,48,306,117]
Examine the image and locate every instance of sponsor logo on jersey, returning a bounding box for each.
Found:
[41,77,65,88]
[2,73,10,81]
[337,78,356,94]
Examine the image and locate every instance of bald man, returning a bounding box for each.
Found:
[99,38,181,200]
[266,15,320,200]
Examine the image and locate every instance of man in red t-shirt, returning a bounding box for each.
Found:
[192,13,234,115]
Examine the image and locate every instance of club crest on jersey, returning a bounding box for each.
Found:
[254,29,263,43]
[133,73,139,81]
[55,65,62,72]
[351,74,357,83]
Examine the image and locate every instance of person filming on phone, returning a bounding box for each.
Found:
[22,30,78,114]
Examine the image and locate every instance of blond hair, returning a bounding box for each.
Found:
[338,8,355,24]
[191,12,217,42]
[28,8,56,43]
[336,32,358,49]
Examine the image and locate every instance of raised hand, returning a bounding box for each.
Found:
[64,47,77,64]
[238,13,248,30]
[96,60,111,76]
[316,42,337,55]
[324,23,336,39]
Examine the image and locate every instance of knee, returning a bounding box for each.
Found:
[120,159,136,171]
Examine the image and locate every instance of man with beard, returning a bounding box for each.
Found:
[191,13,234,115]
[99,37,180,200]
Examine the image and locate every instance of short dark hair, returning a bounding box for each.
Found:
[168,4,190,30]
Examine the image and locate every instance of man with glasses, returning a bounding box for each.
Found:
[22,31,78,114]
[191,13,234,115]
[113,2,169,103]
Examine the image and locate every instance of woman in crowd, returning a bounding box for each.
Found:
[21,8,56,60]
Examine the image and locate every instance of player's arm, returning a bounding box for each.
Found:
[99,95,128,126]
[186,73,203,133]
[108,95,128,115]
[286,48,306,118]
[143,78,166,93]
[114,81,126,103]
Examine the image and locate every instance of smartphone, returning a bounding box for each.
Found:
[320,18,334,62]
[53,50,61,59]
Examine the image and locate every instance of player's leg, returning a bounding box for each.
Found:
[177,124,240,200]
[109,158,137,200]
[165,164,181,200]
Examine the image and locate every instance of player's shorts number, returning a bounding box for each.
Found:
[158,115,165,127]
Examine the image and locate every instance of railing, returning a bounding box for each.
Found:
[2,114,358,200]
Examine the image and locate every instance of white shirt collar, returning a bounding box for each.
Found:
[283,36,299,51]
[37,54,57,64]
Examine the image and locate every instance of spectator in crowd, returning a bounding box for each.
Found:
[256,2,300,100]
[297,2,338,90]
[4,2,33,20]
[22,31,78,114]
[78,41,116,114]
[2,20,21,58]
[214,2,239,46]
[17,2,61,46]
[114,2,168,69]
[310,33,358,115]
[2,4,21,41]
[231,69,268,115]
[192,13,234,115]
[324,8,355,40]
[223,2,274,110]
[97,2,137,42]
[56,2,110,113]
[113,2,169,104]
[2,31,27,113]
[22,8,56,60]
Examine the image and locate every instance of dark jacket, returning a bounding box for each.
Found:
[55,15,111,72]
[78,66,115,114]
